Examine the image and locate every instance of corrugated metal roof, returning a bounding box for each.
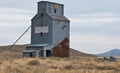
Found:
[23,50,34,52]
[32,13,70,22]
[27,44,49,47]
[48,14,70,21]
[38,1,64,6]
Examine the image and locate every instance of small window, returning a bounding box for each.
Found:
[40,13,44,17]
[40,32,43,36]
[41,9,45,17]
[54,9,56,13]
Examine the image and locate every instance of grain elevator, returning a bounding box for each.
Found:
[23,1,70,58]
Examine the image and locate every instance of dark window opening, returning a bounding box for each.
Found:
[40,13,44,17]
[40,32,43,36]
[41,9,45,17]
[39,53,41,57]
[30,53,32,57]
[41,50,43,56]
[54,9,57,13]
[46,50,51,57]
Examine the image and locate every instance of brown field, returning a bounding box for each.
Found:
[0,55,120,73]
[0,45,120,73]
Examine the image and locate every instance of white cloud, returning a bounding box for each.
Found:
[70,13,120,23]
[0,7,34,21]
[0,7,33,14]
[0,7,33,30]
[71,33,120,45]
[71,18,120,23]
[0,33,30,45]
[69,12,120,28]
[70,33,120,54]
[70,12,120,54]
[0,7,32,45]
[75,12,119,18]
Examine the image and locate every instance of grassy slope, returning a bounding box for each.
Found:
[0,45,95,57]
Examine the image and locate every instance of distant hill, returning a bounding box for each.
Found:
[70,49,95,57]
[0,45,26,53]
[0,45,95,57]
[97,49,120,57]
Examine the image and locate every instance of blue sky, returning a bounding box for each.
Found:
[0,0,120,54]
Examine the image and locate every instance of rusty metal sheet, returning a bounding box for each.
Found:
[52,38,69,57]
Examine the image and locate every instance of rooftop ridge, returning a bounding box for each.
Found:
[38,1,64,6]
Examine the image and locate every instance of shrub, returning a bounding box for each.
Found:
[64,65,73,70]
[27,60,39,66]
[0,61,2,64]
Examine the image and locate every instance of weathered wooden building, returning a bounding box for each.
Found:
[23,1,70,58]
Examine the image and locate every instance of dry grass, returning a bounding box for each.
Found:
[0,56,120,73]
[0,45,119,73]
[27,60,40,66]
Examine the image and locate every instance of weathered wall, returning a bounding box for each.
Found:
[52,20,69,46]
[52,38,69,57]
[31,14,52,44]
[38,1,64,15]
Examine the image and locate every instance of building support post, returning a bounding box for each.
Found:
[44,49,46,58]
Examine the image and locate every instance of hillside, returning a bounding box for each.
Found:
[0,45,95,57]
[97,49,120,57]
[0,45,26,53]
[70,49,95,57]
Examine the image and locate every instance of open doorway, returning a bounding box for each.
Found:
[30,52,32,57]
[46,50,51,57]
